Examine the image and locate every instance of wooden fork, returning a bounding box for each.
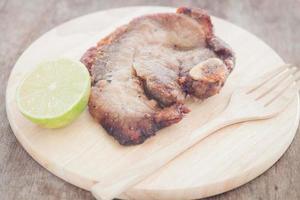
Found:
[92,64,300,200]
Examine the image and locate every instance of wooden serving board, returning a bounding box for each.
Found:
[6,6,300,200]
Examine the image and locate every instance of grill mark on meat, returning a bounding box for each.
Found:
[81,7,235,145]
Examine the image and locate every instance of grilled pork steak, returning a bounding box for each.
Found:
[81,7,235,145]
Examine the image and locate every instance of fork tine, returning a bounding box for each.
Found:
[296,73,300,82]
[245,64,289,93]
[296,79,300,89]
[250,66,298,100]
[294,70,300,82]
[264,80,299,114]
[262,69,300,106]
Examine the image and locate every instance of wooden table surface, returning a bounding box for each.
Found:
[1,0,299,199]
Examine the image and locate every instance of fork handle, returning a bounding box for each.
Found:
[91,108,251,200]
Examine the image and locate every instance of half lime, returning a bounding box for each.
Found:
[16,58,91,128]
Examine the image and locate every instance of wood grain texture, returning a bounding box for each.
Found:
[0,0,299,200]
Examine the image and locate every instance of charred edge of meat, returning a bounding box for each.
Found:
[207,36,235,72]
[100,114,159,145]
[96,104,188,145]
[80,47,97,74]
[97,24,128,47]
[177,7,213,39]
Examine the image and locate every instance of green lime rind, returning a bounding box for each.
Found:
[16,58,91,128]
[18,84,90,128]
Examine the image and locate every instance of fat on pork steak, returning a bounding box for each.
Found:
[81,7,235,145]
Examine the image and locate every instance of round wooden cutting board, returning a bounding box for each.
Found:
[6,6,300,200]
